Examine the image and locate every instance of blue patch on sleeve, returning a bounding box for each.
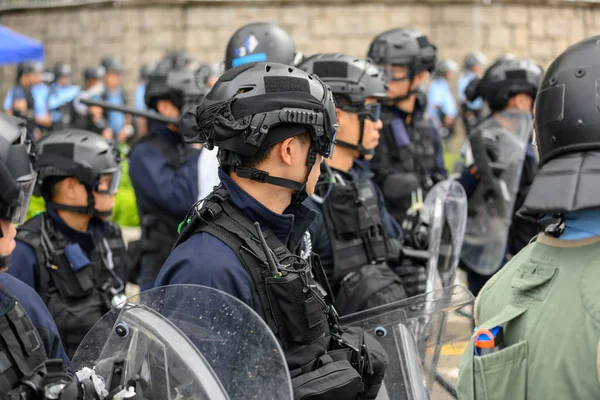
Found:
[232,53,268,67]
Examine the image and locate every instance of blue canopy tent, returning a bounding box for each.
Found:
[0,25,44,66]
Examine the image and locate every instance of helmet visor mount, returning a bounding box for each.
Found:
[0,172,37,225]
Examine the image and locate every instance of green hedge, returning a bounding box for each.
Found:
[25,160,140,227]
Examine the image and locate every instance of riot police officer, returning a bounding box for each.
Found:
[99,57,133,142]
[0,114,70,373]
[458,52,487,132]
[458,35,600,400]
[224,22,298,70]
[128,67,204,291]
[367,28,447,224]
[47,63,80,130]
[195,22,300,202]
[72,66,111,137]
[9,130,129,358]
[134,62,156,137]
[427,59,459,139]
[9,61,52,139]
[158,62,387,399]
[298,53,420,314]
[457,57,543,295]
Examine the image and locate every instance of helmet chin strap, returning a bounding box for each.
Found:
[334,116,374,160]
[46,188,113,219]
[234,143,319,205]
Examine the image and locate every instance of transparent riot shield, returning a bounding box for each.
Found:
[340,285,474,399]
[419,180,468,293]
[73,285,293,400]
[461,110,533,276]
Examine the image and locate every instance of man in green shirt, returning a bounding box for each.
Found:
[457,36,600,399]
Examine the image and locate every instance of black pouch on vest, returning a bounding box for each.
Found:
[335,263,407,315]
[327,185,361,238]
[339,326,389,400]
[292,359,361,400]
[49,253,94,300]
[265,268,327,346]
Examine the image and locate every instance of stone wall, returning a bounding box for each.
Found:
[1,0,598,97]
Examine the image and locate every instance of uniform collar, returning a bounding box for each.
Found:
[219,168,316,252]
[46,209,105,253]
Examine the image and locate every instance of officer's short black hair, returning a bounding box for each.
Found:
[238,131,310,170]
[42,176,69,201]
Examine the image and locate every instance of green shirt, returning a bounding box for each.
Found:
[457,234,600,400]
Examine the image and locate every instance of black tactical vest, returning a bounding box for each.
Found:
[376,107,437,181]
[318,171,388,284]
[16,213,128,358]
[0,285,47,396]
[175,187,389,399]
[132,133,195,278]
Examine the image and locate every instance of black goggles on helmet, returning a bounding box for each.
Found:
[94,167,122,195]
[340,102,382,122]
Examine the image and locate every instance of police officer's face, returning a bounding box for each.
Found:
[0,219,17,263]
[386,65,411,99]
[157,100,181,120]
[105,72,121,89]
[386,66,427,101]
[93,175,117,217]
[335,98,382,161]
[58,76,70,87]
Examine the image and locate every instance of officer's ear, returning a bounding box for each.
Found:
[412,71,429,89]
[60,177,85,201]
[278,137,296,167]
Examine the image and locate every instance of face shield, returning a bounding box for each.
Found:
[94,167,122,195]
[0,172,37,224]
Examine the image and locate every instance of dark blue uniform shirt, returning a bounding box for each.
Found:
[0,273,70,367]
[9,209,109,291]
[305,162,403,276]
[128,123,200,219]
[155,168,318,311]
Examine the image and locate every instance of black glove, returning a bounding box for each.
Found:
[394,257,427,298]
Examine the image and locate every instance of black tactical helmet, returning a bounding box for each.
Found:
[181,62,337,203]
[54,63,72,78]
[298,53,387,159]
[476,58,543,111]
[139,62,157,81]
[34,130,121,217]
[367,28,437,77]
[224,23,297,71]
[0,113,36,225]
[520,36,600,216]
[84,66,105,81]
[463,52,487,71]
[162,50,192,70]
[100,56,123,74]
[145,68,207,112]
[535,37,600,165]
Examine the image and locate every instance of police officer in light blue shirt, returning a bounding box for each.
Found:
[99,57,133,142]
[47,64,80,130]
[458,52,487,131]
[427,59,458,136]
